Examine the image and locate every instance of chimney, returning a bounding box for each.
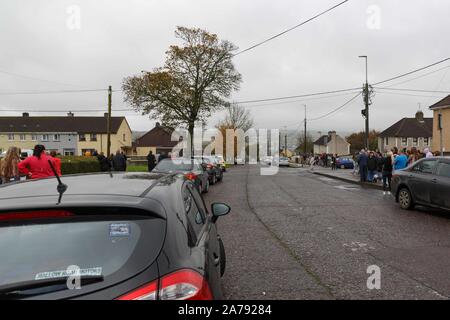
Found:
[104,112,109,118]
[22,112,29,117]
[67,112,74,117]
[155,122,161,127]
[415,110,424,122]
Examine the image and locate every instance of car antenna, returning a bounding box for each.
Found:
[48,160,68,205]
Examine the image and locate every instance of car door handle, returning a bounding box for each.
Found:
[213,253,220,266]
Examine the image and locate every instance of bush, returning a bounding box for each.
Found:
[60,156,101,175]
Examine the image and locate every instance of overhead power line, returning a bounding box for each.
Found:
[383,64,450,88]
[0,69,84,87]
[373,87,450,94]
[373,57,450,86]
[236,87,361,104]
[308,91,361,121]
[0,88,109,95]
[233,0,350,56]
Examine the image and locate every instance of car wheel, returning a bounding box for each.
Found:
[203,180,209,193]
[219,237,226,277]
[398,187,414,210]
[218,172,223,182]
[211,174,217,185]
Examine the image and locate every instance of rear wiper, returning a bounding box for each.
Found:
[0,275,104,297]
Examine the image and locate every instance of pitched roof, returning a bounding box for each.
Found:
[314,135,331,146]
[429,95,450,110]
[379,117,433,138]
[0,116,126,133]
[135,124,179,148]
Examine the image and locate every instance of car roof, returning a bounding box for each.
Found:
[0,172,183,212]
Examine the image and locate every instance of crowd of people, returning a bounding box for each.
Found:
[95,150,128,172]
[353,146,437,194]
[0,145,61,185]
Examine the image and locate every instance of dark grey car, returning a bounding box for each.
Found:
[392,157,450,211]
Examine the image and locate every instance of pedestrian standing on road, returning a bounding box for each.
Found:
[367,151,378,182]
[1,147,21,184]
[309,155,316,170]
[112,151,127,171]
[393,150,408,171]
[382,151,394,195]
[357,150,368,182]
[147,150,156,172]
[331,154,337,170]
[18,145,56,180]
[49,150,62,176]
[423,148,434,158]
[97,152,111,172]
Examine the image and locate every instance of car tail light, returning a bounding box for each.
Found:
[0,210,73,222]
[184,172,197,181]
[206,164,213,169]
[117,269,212,300]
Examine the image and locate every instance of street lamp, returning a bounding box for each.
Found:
[359,55,369,150]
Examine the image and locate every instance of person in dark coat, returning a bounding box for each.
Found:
[382,151,394,194]
[357,150,368,182]
[367,152,378,182]
[112,151,127,171]
[97,152,111,172]
[147,151,156,172]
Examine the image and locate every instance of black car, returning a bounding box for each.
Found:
[0,172,230,300]
[194,156,223,185]
[153,158,210,193]
[392,157,450,211]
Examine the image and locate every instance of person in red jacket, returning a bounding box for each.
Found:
[50,150,62,176]
[18,145,56,179]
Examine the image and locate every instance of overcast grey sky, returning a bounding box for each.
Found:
[0,0,449,134]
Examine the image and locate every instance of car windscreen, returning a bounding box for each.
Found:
[0,208,165,298]
[155,159,199,172]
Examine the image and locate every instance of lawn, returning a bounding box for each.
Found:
[126,165,148,172]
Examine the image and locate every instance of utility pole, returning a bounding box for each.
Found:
[106,85,112,157]
[359,55,369,149]
[304,104,307,154]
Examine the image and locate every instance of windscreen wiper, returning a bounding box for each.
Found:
[0,275,104,298]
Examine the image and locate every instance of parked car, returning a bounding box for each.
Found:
[391,157,450,211]
[153,158,210,193]
[336,157,354,169]
[193,156,223,185]
[0,172,230,299]
[213,155,228,172]
[279,157,290,167]
[0,149,33,159]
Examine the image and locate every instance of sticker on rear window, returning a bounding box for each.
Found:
[35,267,102,280]
[109,223,130,237]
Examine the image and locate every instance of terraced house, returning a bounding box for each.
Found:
[0,113,132,156]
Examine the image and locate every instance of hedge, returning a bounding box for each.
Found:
[60,156,101,175]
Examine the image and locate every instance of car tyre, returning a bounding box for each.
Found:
[211,174,217,185]
[398,187,414,210]
[219,237,226,277]
[218,172,223,182]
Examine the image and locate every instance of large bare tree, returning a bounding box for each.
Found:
[217,103,254,132]
[122,26,242,151]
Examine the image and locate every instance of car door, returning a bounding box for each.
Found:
[183,183,222,298]
[408,159,438,205]
[430,160,450,209]
[190,185,222,298]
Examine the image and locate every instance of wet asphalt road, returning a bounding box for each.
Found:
[203,165,450,300]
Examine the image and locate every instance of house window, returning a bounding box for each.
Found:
[64,149,75,156]
[31,134,37,141]
[401,137,407,146]
[90,133,97,141]
[7,134,14,141]
[42,134,49,142]
[79,134,86,142]
[19,134,26,141]
[53,134,60,142]
[385,137,389,145]
[412,137,418,147]
[423,137,429,146]
[123,134,126,142]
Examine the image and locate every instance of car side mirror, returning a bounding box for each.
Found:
[211,203,231,223]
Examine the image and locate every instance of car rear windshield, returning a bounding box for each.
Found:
[155,159,200,171]
[0,208,165,297]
